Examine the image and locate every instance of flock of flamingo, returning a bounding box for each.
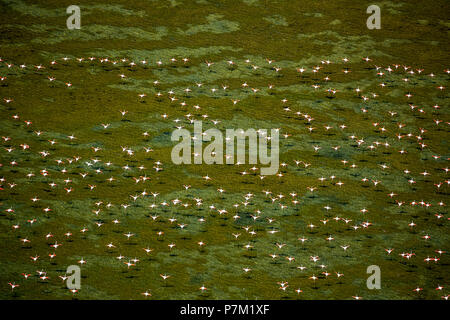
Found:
[0,54,448,299]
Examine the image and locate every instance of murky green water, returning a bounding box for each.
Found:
[0,0,448,300]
